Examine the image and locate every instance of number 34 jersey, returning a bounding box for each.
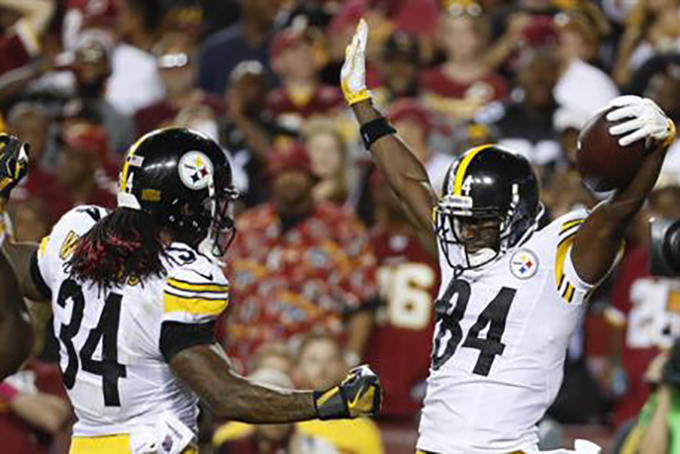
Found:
[418,209,607,454]
[31,206,230,438]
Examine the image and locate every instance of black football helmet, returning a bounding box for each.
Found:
[434,144,543,270]
[117,128,239,257]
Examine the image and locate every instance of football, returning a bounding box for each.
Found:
[576,107,647,193]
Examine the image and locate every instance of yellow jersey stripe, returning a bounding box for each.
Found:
[452,144,494,196]
[560,218,585,234]
[164,293,229,316]
[38,235,49,257]
[167,278,229,294]
[555,232,577,290]
[70,434,131,453]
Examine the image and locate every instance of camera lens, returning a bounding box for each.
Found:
[664,222,680,273]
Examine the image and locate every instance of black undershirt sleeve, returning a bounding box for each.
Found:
[160,321,216,363]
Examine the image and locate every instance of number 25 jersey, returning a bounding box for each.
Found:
[417,209,608,454]
[31,206,230,438]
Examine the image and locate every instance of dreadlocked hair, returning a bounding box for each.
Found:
[67,208,168,291]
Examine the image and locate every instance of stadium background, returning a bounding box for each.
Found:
[1,0,680,452]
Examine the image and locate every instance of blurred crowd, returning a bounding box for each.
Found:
[2,0,680,453]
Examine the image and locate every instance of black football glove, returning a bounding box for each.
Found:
[0,134,29,200]
[313,364,382,420]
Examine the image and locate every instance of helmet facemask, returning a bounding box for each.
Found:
[199,183,240,259]
[435,194,505,270]
[435,183,536,270]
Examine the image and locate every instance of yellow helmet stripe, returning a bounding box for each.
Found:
[119,137,145,193]
[452,144,495,196]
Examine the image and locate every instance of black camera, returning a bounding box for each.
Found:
[664,338,680,387]
[650,218,680,276]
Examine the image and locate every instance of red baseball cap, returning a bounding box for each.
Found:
[386,98,431,134]
[521,16,559,47]
[267,142,313,177]
[60,124,109,162]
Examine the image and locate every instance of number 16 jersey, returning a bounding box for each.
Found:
[31,206,230,438]
[417,209,606,454]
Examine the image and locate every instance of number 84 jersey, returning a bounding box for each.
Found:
[418,209,607,454]
[31,206,230,439]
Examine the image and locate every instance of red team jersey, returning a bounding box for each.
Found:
[364,226,440,418]
[419,67,508,119]
[266,85,344,124]
[609,246,680,425]
[0,360,67,454]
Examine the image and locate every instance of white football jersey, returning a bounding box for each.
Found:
[417,209,603,454]
[33,206,229,438]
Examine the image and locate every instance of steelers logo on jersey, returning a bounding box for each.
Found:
[509,249,539,280]
[179,151,214,190]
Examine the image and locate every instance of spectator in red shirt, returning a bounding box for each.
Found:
[224,144,378,372]
[386,99,452,194]
[363,170,440,419]
[134,32,225,135]
[420,8,508,121]
[0,359,71,454]
[608,186,680,427]
[55,123,117,212]
[301,119,350,206]
[267,27,344,133]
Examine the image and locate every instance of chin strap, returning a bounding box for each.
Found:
[466,247,499,268]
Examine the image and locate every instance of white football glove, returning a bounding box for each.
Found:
[340,18,371,105]
[606,95,676,148]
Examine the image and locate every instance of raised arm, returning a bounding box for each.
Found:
[0,235,33,380]
[0,135,47,302]
[572,96,676,284]
[341,20,438,250]
[169,343,380,423]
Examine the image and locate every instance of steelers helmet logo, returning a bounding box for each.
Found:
[509,249,539,280]
[179,151,214,190]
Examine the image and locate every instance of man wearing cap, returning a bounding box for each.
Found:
[223,144,378,373]
[387,99,451,194]
[267,27,344,132]
[135,33,224,136]
[71,31,135,154]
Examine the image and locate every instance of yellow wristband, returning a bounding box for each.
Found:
[341,82,372,106]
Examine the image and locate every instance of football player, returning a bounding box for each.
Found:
[0,136,32,380]
[0,128,381,454]
[341,20,676,454]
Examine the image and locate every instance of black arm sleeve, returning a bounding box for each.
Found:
[160,321,215,363]
[29,250,51,299]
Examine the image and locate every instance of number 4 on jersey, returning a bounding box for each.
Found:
[432,279,516,375]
